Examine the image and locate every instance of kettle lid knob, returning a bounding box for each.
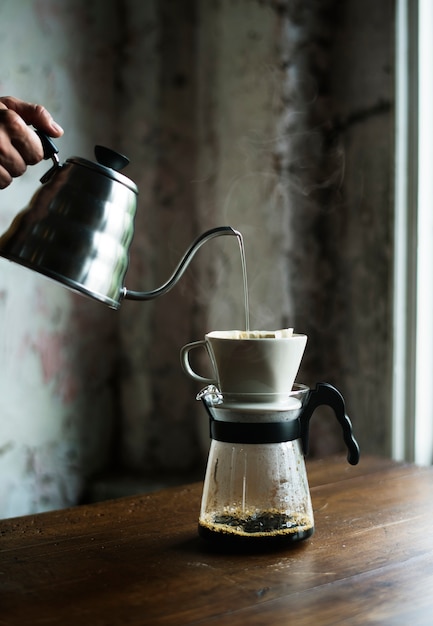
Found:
[94,145,129,171]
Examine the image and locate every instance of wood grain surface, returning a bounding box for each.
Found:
[1,455,432,625]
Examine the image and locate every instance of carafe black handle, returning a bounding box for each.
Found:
[299,382,360,465]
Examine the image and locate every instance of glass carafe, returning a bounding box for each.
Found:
[197,383,359,549]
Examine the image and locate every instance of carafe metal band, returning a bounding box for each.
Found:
[209,418,301,444]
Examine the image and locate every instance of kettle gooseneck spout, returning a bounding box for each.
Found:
[0,134,242,309]
[122,226,241,302]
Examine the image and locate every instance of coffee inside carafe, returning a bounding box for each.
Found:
[199,509,314,547]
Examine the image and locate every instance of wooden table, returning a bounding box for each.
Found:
[1,455,433,625]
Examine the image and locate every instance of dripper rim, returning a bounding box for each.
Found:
[196,383,310,412]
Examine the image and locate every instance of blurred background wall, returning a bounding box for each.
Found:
[0,0,394,517]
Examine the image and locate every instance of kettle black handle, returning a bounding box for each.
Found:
[34,130,61,184]
[299,382,360,465]
[35,129,59,160]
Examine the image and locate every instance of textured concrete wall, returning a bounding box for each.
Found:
[0,0,396,515]
[117,0,203,473]
[167,0,394,460]
[0,0,120,516]
[330,0,395,457]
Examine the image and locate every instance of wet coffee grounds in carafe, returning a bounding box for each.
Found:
[198,509,314,548]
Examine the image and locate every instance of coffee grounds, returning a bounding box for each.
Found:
[198,509,314,546]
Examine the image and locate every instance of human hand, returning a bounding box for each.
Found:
[0,96,64,189]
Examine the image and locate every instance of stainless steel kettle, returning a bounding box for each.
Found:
[0,133,239,309]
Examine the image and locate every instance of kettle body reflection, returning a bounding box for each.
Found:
[0,133,239,308]
[197,383,359,549]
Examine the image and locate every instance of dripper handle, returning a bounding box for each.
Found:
[181,341,217,386]
[299,382,360,465]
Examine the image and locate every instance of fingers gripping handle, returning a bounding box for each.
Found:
[299,382,360,465]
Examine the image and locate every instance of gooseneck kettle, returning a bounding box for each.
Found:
[0,132,239,309]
